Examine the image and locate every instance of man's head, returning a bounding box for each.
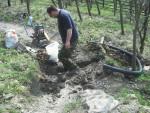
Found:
[47,6,59,17]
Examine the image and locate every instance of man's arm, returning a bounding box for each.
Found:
[65,28,72,48]
[62,14,73,48]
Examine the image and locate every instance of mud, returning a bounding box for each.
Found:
[36,42,104,94]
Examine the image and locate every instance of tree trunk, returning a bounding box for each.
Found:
[89,0,93,10]
[129,0,133,22]
[113,0,117,16]
[75,0,82,21]
[102,0,105,8]
[140,2,150,53]
[8,0,11,6]
[118,0,124,35]
[26,0,30,15]
[51,0,57,6]
[132,0,139,71]
[95,0,101,15]
[86,0,92,16]
[58,0,63,8]
[20,0,23,4]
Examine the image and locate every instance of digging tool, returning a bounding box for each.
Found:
[44,31,50,41]
[44,32,59,42]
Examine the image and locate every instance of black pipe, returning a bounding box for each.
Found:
[103,44,143,75]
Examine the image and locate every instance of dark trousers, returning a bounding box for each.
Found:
[58,40,78,71]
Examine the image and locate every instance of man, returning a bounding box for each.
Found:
[47,6,79,71]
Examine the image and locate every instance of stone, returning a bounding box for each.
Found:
[80,89,119,113]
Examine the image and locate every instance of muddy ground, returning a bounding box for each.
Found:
[0,22,150,113]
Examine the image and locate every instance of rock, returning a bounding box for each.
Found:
[80,89,119,113]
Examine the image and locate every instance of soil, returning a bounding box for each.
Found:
[0,21,150,113]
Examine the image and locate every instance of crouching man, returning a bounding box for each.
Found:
[47,6,79,71]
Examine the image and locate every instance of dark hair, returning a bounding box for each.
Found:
[47,6,57,14]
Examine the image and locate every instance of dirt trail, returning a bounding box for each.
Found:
[0,21,60,43]
[0,21,149,113]
[0,22,27,34]
[0,21,33,43]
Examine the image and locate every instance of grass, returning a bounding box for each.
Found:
[0,32,39,112]
[105,55,122,66]
[138,73,150,82]
[63,98,84,113]
[0,108,20,113]
[117,72,150,106]
[117,84,150,106]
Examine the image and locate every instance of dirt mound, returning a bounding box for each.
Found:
[37,43,104,94]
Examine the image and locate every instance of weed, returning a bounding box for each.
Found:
[63,98,83,113]
[138,73,150,82]
[117,87,150,106]
[105,55,122,66]
[0,108,20,113]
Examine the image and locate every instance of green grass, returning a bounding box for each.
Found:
[0,107,20,113]
[105,55,122,66]
[0,32,39,94]
[138,73,150,82]
[63,98,83,113]
[0,32,39,111]
[117,73,150,106]
[118,87,150,106]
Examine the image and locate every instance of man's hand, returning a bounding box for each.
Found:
[65,41,71,49]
